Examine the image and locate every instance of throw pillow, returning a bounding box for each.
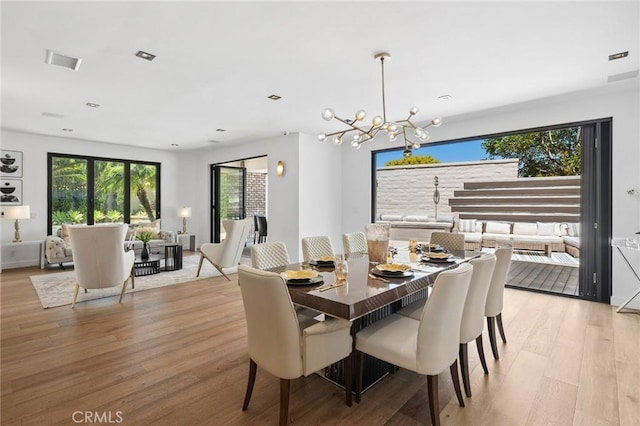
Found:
[380,214,403,222]
[60,223,71,244]
[459,219,477,233]
[567,223,581,237]
[436,214,454,223]
[405,215,429,222]
[537,222,556,236]
[513,222,537,236]
[485,221,511,234]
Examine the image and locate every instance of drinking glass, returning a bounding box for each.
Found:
[335,255,349,281]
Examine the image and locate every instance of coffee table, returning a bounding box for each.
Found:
[160,243,183,271]
[134,255,161,276]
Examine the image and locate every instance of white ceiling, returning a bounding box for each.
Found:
[1,1,638,151]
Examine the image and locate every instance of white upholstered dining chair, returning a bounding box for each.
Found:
[237,264,353,425]
[67,224,135,308]
[301,235,335,262]
[485,246,513,360]
[250,241,290,270]
[197,218,251,280]
[342,232,368,255]
[355,263,473,426]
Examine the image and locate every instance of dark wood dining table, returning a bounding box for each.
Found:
[270,247,483,391]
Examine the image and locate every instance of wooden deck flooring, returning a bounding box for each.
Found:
[507,260,579,296]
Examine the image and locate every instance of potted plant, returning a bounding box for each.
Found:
[137,230,153,260]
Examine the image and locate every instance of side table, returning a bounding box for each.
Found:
[161,243,183,271]
[177,233,196,251]
[134,255,161,277]
[612,237,640,313]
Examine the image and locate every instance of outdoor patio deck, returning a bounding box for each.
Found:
[507,260,579,296]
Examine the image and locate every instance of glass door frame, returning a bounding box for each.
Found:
[210,164,247,243]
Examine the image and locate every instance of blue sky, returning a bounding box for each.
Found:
[375,139,491,167]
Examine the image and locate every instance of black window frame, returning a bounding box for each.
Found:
[47,153,161,235]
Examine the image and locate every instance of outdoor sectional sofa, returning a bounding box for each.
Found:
[376,214,455,241]
[457,219,581,257]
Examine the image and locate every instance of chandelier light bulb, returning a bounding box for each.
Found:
[420,130,430,141]
[388,123,398,133]
[403,149,412,158]
[431,117,442,127]
[318,134,327,142]
[409,106,419,115]
[388,133,397,142]
[355,143,362,150]
[372,116,383,126]
[322,108,335,121]
[353,133,362,143]
[334,135,343,145]
[355,110,366,121]
[414,128,425,139]
[412,142,420,149]
[351,139,359,147]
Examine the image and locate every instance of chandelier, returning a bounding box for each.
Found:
[318,52,442,157]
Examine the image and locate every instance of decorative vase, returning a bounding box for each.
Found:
[365,223,390,264]
[141,243,149,260]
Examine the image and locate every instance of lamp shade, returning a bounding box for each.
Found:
[179,207,192,218]
[3,205,30,220]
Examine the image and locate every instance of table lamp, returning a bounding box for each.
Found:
[3,205,31,242]
[179,207,191,234]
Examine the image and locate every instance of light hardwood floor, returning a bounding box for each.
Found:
[1,265,638,425]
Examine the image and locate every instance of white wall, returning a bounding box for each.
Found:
[341,81,640,309]
[0,130,182,267]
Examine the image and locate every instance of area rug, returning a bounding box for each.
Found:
[481,247,579,267]
[30,255,232,309]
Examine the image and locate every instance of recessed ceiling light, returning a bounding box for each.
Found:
[216,128,226,132]
[62,128,73,132]
[171,143,179,147]
[86,102,100,108]
[135,50,156,61]
[267,94,282,100]
[42,112,64,119]
[609,51,629,61]
[438,94,452,100]
[45,49,82,71]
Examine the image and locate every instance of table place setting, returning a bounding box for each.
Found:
[281,269,324,285]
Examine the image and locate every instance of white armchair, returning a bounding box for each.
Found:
[67,224,135,308]
[196,218,251,280]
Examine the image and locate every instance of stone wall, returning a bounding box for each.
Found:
[246,172,266,236]
[376,159,518,220]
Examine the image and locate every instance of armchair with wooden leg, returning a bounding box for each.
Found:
[197,218,251,280]
[67,224,135,308]
[355,263,473,426]
[237,265,353,425]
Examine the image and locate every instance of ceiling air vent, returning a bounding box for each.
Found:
[45,50,82,71]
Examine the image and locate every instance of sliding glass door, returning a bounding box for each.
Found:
[210,165,246,243]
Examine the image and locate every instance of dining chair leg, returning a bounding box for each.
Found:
[427,374,440,426]
[343,354,353,407]
[476,334,489,374]
[279,378,290,426]
[354,350,363,404]
[496,312,507,343]
[196,253,205,277]
[242,359,257,411]
[459,343,471,397]
[487,316,499,360]
[450,360,465,406]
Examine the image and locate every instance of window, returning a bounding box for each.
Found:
[47,153,160,235]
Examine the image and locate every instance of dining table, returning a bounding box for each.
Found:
[270,243,484,392]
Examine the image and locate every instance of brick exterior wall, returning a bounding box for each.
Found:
[246,172,267,238]
[376,159,519,220]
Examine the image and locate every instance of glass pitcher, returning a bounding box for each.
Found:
[365,223,390,264]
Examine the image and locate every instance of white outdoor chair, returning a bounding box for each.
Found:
[485,246,513,360]
[342,232,368,255]
[237,265,353,425]
[67,224,135,308]
[301,236,335,262]
[355,263,473,426]
[197,218,252,280]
